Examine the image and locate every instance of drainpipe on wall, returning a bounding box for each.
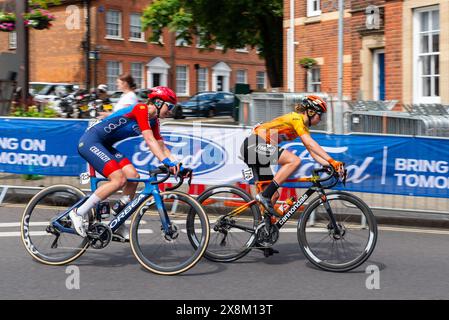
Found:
[16,0,29,106]
[335,0,345,134]
[287,0,295,92]
[170,31,176,89]
[83,0,91,90]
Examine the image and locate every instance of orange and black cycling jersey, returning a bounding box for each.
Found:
[253,112,309,144]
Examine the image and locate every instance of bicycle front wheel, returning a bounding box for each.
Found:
[20,185,91,265]
[298,191,377,272]
[130,191,210,275]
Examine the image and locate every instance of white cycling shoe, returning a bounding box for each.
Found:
[69,209,88,237]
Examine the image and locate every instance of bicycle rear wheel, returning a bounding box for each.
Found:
[130,191,209,275]
[298,191,377,272]
[20,185,91,265]
[194,185,261,262]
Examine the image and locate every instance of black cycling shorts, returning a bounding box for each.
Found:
[240,134,285,181]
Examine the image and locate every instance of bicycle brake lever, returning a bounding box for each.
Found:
[186,169,193,186]
[342,169,348,186]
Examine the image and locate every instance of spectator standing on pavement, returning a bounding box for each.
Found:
[113,73,138,112]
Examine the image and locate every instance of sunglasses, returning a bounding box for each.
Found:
[307,109,322,118]
[164,102,176,111]
[155,100,176,111]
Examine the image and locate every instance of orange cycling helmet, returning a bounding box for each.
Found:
[302,95,327,114]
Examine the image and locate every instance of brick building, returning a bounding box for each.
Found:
[0,0,268,98]
[284,0,449,105]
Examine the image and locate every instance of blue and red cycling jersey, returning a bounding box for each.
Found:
[78,103,162,177]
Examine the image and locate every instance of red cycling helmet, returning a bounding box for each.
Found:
[302,95,327,114]
[148,86,178,105]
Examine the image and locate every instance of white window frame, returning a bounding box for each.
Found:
[307,0,321,17]
[236,69,247,84]
[8,31,17,50]
[256,71,267,90]
[131,62,144,89]
[413,5,440,104]
[236,46,249,53]
[150,34,164,44]
[106,61,122,91]
[129,13,145,42]
[106,10,123,40]
[176,65,189,96]
[307,67,321,92]
[373,49,385,100]
[215,42,224,50]
[175,31,190,47]
[197,67,208,91]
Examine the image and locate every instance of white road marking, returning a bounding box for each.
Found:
[0,231,48,237]
[378,226,449,235]
[2,218,449,237]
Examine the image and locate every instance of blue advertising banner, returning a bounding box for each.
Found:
[0,117,448,198]
[0,118,89,176]
[280,134,449,199]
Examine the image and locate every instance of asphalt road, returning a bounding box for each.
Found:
[1,204,449,300]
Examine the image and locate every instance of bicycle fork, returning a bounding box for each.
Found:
[317,189,343,237]
[152,191,178,240]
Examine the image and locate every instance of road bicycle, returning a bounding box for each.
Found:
[20,166,210,275]
[190,166,377,272]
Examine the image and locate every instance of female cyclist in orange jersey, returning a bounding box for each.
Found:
[240,95,345,216]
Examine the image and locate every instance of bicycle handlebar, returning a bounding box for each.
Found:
[165,168,193,191]
[149,165,193,191]
[312,164,347,187]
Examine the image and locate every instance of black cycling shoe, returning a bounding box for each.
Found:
[255,193,281,218]
[262,247,279,257]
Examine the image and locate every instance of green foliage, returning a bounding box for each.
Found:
[0,11,16,32]
[141,0,284,87]
[299,57,317,69]
[0,11,16,22]
[28,0,61,9]
[12,105,58,118]
[142,0,281,52]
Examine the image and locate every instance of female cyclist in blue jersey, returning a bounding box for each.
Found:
[69,86,182,239]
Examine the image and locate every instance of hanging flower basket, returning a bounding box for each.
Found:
[299,57,317,69]
[24,8,55,30]
[0,11,16,32]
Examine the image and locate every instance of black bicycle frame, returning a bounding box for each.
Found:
[274,183,340,233]
[275,188,315,228]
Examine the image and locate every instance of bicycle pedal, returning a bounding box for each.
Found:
[112,235,129,243]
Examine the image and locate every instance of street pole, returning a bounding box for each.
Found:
[335,0,345,134]
[16,0,29,106]
[84,0,91,90]
[287,0,295,92]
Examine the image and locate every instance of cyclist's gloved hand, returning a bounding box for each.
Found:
[328,158,345,176]
[162,158,181,175]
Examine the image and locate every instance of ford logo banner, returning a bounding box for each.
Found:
[114,132,228,177]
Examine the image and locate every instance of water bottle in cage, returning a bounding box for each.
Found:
[96,202,111,219]
[277,196,297,216]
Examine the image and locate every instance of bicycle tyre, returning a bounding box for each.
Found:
[130,191,210,275]
[298,191,377,272]
[194,185,261,262]
[20,185,91,265]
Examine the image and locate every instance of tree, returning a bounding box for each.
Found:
[142,0,283,88]
[29,0,61,8]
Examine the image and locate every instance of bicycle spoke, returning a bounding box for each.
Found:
[299,193,377,271]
